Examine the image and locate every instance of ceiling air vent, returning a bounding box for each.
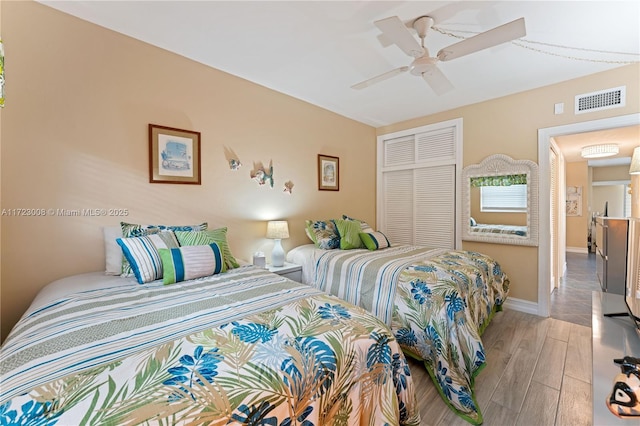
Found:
[575,86,625,114]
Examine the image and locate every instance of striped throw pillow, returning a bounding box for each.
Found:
[158,243,223,285]
[359,231,391,251]
[116,231,180,284]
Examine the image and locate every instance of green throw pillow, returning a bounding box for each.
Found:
[174,227,239,271]
[334,218,364,250]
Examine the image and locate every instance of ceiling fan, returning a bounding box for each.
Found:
[352,15,526,95]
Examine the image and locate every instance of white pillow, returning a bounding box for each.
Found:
[103,226,123,275]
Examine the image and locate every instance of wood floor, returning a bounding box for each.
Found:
[407,308,592,426]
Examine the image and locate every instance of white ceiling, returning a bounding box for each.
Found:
[39,1,640,128]
[555,125,639,165]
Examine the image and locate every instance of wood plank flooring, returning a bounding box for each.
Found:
[407,308,592,425]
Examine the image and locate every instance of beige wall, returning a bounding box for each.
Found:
[377,63,640,304]
[592,185,626,217]
[565,161,589,249]
[0,2,377,340]
[592,164,634,181]
[2,2,640,340]
[592,164,634,218]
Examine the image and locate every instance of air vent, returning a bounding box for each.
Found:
[575,86,625,114]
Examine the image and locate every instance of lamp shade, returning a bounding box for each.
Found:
[630,147,640,175]
[266,220,289,239]
[581,143,619,158]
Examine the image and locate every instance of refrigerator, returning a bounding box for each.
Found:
[595,217,629,295]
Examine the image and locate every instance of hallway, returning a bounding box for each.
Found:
[550,251,601,327]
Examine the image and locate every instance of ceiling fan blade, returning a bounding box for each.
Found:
[351,66,409,90]
[374,16,425,58]
[422,65,454,96]
[436,17,526,62]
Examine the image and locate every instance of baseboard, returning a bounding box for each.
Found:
[566,246,589,254]
[503,297,539,316]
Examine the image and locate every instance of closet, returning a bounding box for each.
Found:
[376,118,462,249]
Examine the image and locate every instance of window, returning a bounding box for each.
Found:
[480,184,527,212]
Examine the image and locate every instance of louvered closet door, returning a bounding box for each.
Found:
[414,165,455,248]
[378,119,460,249]
[550,149,558,292]
[381,166,456,248]
[382,169,414,245]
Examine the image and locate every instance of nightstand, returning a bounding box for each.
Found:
[267,262,302,282]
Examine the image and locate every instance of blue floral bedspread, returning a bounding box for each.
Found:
[312,246,509,425]
[0,266,420,425]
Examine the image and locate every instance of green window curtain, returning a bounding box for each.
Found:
[470,174,527,187]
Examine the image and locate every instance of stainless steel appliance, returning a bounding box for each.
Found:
[595,217,629,295]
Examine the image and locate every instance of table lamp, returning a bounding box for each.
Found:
[266,220,289,267]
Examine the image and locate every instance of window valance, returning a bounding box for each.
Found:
[470,174,527,187]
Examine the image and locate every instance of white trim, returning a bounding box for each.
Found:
[566,246,589,254]
[537,113,640,318]
[503,297,538,315]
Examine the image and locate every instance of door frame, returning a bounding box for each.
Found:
[537,113,640,317]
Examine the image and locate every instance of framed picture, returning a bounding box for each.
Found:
[149,124,201,184]
[318,154,339,191]
[566,185,582,216]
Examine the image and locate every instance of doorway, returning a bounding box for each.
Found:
[537,113,640,317]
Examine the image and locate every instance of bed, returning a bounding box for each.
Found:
[288,243,509,425]
[470,223,527,237]
[0,266,420,425]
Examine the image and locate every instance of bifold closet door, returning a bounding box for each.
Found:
[381,164,455,249]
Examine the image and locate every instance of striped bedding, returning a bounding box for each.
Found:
[0,266,420,425]
[470,223,527,236]
[288,244,510,425]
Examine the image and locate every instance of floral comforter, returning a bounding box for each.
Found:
[301,245,509,425]
[0,266,419,425]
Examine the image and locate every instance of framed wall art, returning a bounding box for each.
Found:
[149,124,201,184]
[566,185,582,216]
[318,154,339,191]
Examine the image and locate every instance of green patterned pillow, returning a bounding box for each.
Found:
[305,219,340,250]
[119,221,208,276]
[174,227,239,271]
[158,243,223,285]
[334,218,364,250]
[360,231,391,251]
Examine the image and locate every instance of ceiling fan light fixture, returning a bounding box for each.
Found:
[580,143,619,158]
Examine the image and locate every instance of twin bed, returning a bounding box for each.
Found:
[0,220,509,425]
[288,243,509,425]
